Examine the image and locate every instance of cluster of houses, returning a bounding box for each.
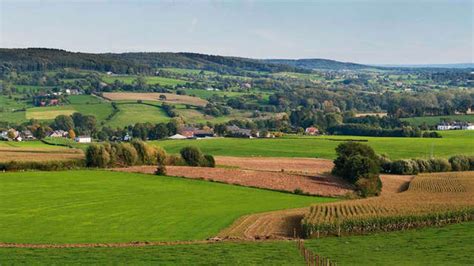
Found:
[48,130,91,143]
[436,122,474,131]
[0,129,35,142]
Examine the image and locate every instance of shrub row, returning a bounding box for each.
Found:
[382,155,474,175]
[0,159,85,171]
[86,140,166,168]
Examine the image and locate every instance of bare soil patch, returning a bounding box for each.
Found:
[102,92,208,107]
[215,156,333,175]
[0,148,83,162]
[113,165,353,197]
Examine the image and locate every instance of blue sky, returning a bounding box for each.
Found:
[0,0,472,64]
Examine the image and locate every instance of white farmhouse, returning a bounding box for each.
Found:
[75,136,92,143]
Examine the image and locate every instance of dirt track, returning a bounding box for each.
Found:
[0,148,83,162]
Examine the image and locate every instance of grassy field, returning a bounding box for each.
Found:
[153,130,474,160]
[106,103,170,128]
[101,75,187,86]
[26,106,77,120]
[0,170,335,244]
[22,96,113,122]
[305,222,474,265]
[0,241,305,265]
[402,114,474,126]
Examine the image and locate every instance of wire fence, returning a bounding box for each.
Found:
[296,239,337,266]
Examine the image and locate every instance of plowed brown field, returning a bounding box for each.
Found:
[215,156,333,175]
[0,147,84,162]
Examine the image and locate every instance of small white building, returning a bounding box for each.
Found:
[75,136,91,143]
[168,134,187,140]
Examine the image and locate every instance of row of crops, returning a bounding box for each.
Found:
[302,172,474,237]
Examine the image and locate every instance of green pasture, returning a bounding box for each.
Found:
[305,222,474,265]
[0,170,333,244]
[0,241,304,265]
[153,130,474,160]
[105,103,170,128]
[402,114,474,126]
[101,75,187,86]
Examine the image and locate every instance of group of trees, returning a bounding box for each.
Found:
[327,124,441,138]
[382,155,474,175]
[85,140,165,168]
[332,142,382,197]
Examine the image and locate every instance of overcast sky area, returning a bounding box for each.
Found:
[0,0,472,64]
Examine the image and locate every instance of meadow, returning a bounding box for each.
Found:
[305,222,473,265]
[101,75,187,86]
[0,241,305,265]
[154,130,474,160]
[402,114,474,126]
[0,170,335,244]
[105,103,170,128]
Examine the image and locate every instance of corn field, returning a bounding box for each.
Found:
[302,171,474,237]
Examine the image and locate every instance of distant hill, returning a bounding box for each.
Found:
[0,48,305,75]
[374,63,474,69]
[262,58,374,70]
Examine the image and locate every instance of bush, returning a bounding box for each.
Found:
[469,157,474,171]
[120,143,138,166]
[202,154,216,167]
[85,144,110,168]
[449,155,470,171]
[415,159,431,173]
[180,146,204,167]
[355,174,382,197]
[428,158,451,172]
[390,159,419,175]
[165,154,186,166]
[131,140,158,165]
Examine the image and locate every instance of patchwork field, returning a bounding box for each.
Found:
[101,75,187,86]
[102,92,208,107]
[0,170,334,244]
[154,130,474,160]
[217,173,416,240]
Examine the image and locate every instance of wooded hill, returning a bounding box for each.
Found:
[0,48,304,75]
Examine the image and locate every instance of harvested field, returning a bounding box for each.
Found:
[303,171,474,237]
[102,92,208,107]
[216,173,413,240]
[113,165,353,197]
[0,147,84,162]
[215,156,333,175]
[217,208,309,240]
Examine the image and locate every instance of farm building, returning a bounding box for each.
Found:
[437,122,474,130]
[305,127,319,135]
[75,136,92,143]
[226,125,257,138]
[168,134,187,140]
[179,127,214,139]
[0,129,22,141]
[49,130,69,138]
